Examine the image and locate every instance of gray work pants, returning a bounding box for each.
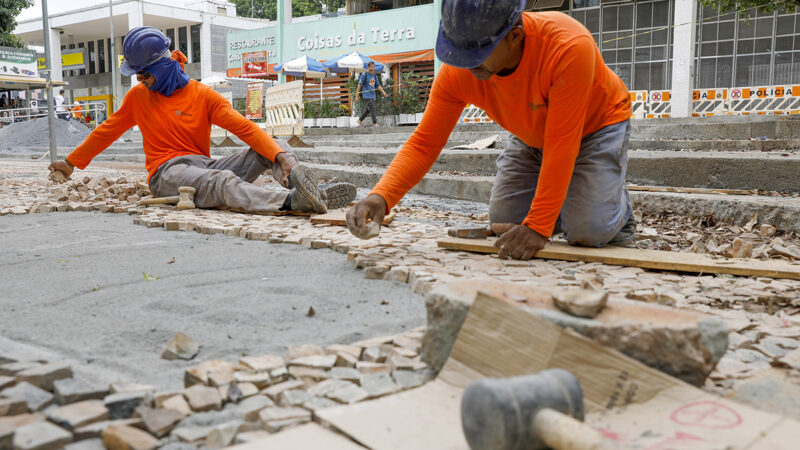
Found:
[489,120,632,247]
[149,148,292,214]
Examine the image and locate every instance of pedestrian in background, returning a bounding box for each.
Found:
[356,62,388,127]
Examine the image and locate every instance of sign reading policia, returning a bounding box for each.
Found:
[0,46,38,78]
[36,48,87,71]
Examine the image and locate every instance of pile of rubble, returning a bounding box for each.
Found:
[0,328,427,449]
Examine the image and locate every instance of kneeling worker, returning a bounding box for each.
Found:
[347,0,634,260]
[49,27,355,214]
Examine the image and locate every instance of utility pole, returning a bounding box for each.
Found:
[109,0,118,111]
[41,0,57,163]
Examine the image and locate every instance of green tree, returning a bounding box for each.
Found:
[699,0,798,15]
[231,0,346,19]
[0,0,33,48]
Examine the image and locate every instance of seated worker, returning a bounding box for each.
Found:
[346,0,634,260]
[49,27,355,214]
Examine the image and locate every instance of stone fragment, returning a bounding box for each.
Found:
[53,379,108,405]
[232,371,271,389]
[14,362,72,392]
[184,360,237,387]
[234,430,272,444]
[205,421,242,448]
[327,384,369,405]
[47,400,109,430]
[137,406,184,437]
[288,354,336,370]
[760,224,777,238]
[365,266,388,279]
[102,424,159,450]
[153,391,182,409]
[328,367,361,384]
[389,346,418,359]
[360,373,398,398]
[1,382,54,411]
[262,380,304,401]
[72,419,143,441]
[239,355,284,372]
[302,396,339,412]
[384,266,410,283]
[12,421,72,450]
[63,438,105,450]
[183,384,222,412]
[0,413,41,449]
[278,390,314,407]
[334,352,359,368]
[171,426,211,444]
[307,379,353,397]
[108,383,154,396]
[263,417,310,433]
[387,353,416,372]
[287,366,328,385]
[0,398,27,416]
[104,391,149,420]
[355,362,390,375]
[392,370,425,390]
[552,289,608,318]
[285,344,323,361]
[258,407,310,427]
[361,346,388,363]
[727,238,753,259]
[325,345,361,359]
[235,382,259,400]
[753,336,799,360]
[269,366,289,384]
[0,376,14,390]
[235,395,274,421]
[207,369,235,388]
[161,395,192,417]
[0,362,40,377]
[161,333,200,361]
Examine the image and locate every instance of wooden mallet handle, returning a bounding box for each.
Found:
[139,196,180,206]
[532,408,620,450]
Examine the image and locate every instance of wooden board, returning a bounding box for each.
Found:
[310,209,396,226]
[437,236,800,280]
[627,185,758,196]
[229,423,365,449]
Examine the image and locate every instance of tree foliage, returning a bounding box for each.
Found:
[699,0,798,16]
[231,0,346,20]
[0,0,33,48]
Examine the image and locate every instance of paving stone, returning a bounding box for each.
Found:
[384,266,410,283]
[284,345,324,361]
[288,354,336,370]
[73,419,143,441]
[207,370,235,388]
[232,371,271,389]
[327,384,369,405]
[205,420,242,448]
[14,362,72,391]
[258,407,311,428]
[171,426,211,445]
[261,380,305,402]
[552,289,608,318]
[101,424,159,450]
[360,373,399,399]
[234,430,272,445]
[1,382,54,412]
[184,360,238,388]
[269,366,289,384]
[263,416,310,433]
[334,352,359,368]
[161,395,192,417]
[183,385,222,412]
[392,370,425,390]
[361,346,388,363]
[235,383,259,400]
[0,363,40,377]
[307,379,353,397]
[0,376,15,390]
[53,379,108,405]
[0,398,27,416]
[287,366,328,385]
[387,353,416,372]
[46,400,109,430]
[161,333,200,361]
[239,355,284,372]
[108,383,154,396]
[355,362,390,375]
[12,421,72,449]
[388,346,418,359]
[328,367,361,384]
[301,396,339,412]
[63,438,105,450]
[104,392,149,420]
[324,345,362,359]
[0,414,42,449]
[137,406,185,437]
[235,395,274,422]
[153,391,183,409]
[278,390,314,407]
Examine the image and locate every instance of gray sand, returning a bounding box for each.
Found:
[0,117,91,151]
[0,212,425,390]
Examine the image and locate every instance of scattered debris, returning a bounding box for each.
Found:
[161,332,200,361]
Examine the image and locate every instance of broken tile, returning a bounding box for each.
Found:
[258,407,311,427]
[360,373,398,398]
[235,395,274,422]
[239,355,284,372]
[72,419,143,441]
[278,390,314,407]
[0,398,27,416]
[328,367,361,384]
[232,371,271,389]
[12,421,72,450]
[104,391,149,420]
[355,361,390,375]
[47,400,109,430]
[161,395,192,417]
[63,438,105,450]
[552,289,608,318]
[288,354,336,370]
[392,370,425,390]
[307,379,353,397]
[183,384,222,412]
[327,384,369,405]
[262,380,305,402]
[287,366,328,385]
[334,352,359,368]
[171,426,211,445]
[324,345,362,359]
[14,362,72,392]
[102,424,159,450]
[161,333,200,361]
[0,362,40,377]
[184,360,237,387]
[108,383,154,395]
[205,420,242,448]
[284,344,323,361]
[1,381,54,411]
[53,379,108,405]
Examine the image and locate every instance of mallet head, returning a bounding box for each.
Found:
[177,186,196,210]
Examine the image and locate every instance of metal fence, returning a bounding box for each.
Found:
[0,102,108,128]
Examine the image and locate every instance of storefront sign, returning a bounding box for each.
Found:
[242,51,269,78]
[228,30,278,67]
[245,82,264,119]
[0,46,38,77]
[37,48,87,71]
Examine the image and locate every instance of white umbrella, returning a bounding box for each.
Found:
[201,76,233,88]
[275,55,328,79]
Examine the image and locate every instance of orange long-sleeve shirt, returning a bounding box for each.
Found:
[371,12,632,238]
[67,80,285,181]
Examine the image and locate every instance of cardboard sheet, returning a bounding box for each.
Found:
[229,423,366,449]
[310,209,396,226]
[317,287,800,449]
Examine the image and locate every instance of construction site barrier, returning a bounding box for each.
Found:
[630,90,648,118]
[727,85,800,115]
[692,89,727,117]
[263,80,305,137]
[461,104,494,124]
[646,90,671,118]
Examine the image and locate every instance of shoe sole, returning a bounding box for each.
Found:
[323,183,357,210]
[290,165,327,213]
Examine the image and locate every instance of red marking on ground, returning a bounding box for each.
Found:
[670,401,743,429]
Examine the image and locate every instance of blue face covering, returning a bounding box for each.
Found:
[143,57,190,97]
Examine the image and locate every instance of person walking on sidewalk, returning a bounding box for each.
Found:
[347,0,634,260]
[356,62,389,127]
[48,27,356,214]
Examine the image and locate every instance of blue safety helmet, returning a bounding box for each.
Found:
[436,0,526,69]
[120,27,172,76]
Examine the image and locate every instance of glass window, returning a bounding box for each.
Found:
[735,55,753,85]
[701,42,716,56]
[98,39,105,73]
[738,39,754,54]
[738,20,755,39]
[88,41,95,74]
[586,9,600,32]
[603,32,617,49]
[718,41,734,55]
[755,18,773,38]
[166,29,176,51]
[636,3,652,29]
[617,5,634,29]
[719,21,735,40]
[603,7,617,30]
[698,58,716,88]
[716,57,733,86]
[617,49,632,63]
[573,0,599,8]
[636,47,651,60]
[78,42,86,76]
[751,54,771,84]
[702,23,717,41]
[178,27,188,55]
[652,29,668,45]
[602,50,616,64]
[191,25,201,63]
[754,38,772,53]
[777,15,795,35]
[774,52,794,83]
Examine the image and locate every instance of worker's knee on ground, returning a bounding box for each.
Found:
[488,201,526,226]
[563,219,618,247]
[194,169,239,208]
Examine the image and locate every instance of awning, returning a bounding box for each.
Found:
[226,64,278,78]
[371,49,434,65]
[0,75,68,90]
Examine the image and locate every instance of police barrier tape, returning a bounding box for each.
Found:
[263,80,305,137]
[727,85,800,115]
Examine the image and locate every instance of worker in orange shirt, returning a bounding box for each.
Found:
[49,27,355,214]
[70,102,83,122]
[347,0,634,260]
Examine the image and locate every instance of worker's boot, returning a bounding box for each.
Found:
[288,165,327,213]
[321,183,357,210]
[608,214,637,246]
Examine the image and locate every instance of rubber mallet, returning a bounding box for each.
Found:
[140,186,196,210]
[461,369,619,450]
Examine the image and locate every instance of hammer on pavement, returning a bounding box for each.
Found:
[461,369,619,450]
[140,186,196,210]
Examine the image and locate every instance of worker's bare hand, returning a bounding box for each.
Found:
[346,194,386,238]
[492,223,548,261]
[275,152,297,188]
[48,159,74,179]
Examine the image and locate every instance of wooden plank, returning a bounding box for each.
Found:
[437,236,800,280]
[627,185,758,196]
[310,209,396,226]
